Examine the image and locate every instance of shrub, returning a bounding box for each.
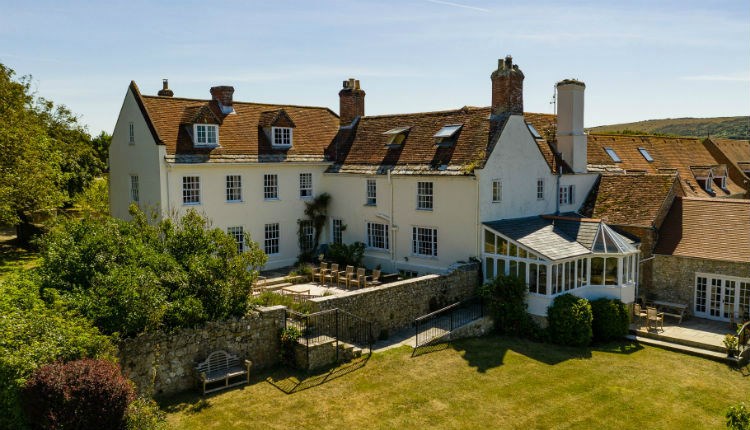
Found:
[21,358,135,430]
[478,275,541,338]
[327,242,365,268]
[280,327,302,367]
[590,298,629,342]
[547,294,593,347]
[125,397,168,430]
[0,275,115,430]
[726,402,750,430]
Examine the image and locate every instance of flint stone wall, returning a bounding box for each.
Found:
[118,305,285,397]
[309,263,480,338]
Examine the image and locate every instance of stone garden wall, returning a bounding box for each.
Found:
[118,305,285,397]
[309,263,480,338]
[651,255,750,314]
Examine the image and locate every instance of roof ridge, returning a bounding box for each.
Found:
[362,106,491,120]
[141,94,336,113]
[589,133,702,141]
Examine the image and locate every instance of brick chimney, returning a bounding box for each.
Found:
[157,79,174,97]
[490,56,524,116]
[556,79,587,173]
[210,85,235,114]
[339,78,365,126]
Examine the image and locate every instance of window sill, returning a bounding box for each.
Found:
[271,145,292,149]
[183,202,201,206]
[416,208,433,212]
[264,198,280,201]
[411,253,438,260]
[364,203,377,207]
[226,200,243,204]
[300,196,313,200]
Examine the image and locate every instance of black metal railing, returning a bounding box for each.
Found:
[414,297,484,348]
[285,308,374,364]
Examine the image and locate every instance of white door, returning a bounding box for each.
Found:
[695,274,750,322]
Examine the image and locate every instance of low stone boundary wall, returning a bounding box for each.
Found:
[309,263,479,339]
[118,305,285,397]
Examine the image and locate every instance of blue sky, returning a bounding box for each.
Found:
[1,0,748,134]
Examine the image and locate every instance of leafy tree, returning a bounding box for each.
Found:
[0,63,105,245]
[39,207,267,336]
[90,131,111,172]
[0,274,115,429]
[74,176,109,218]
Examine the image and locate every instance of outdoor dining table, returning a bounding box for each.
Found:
[649,300,688,324]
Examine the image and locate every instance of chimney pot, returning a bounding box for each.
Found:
[490,56,524,116]
[339,78,365,126]
[157,78,174,97]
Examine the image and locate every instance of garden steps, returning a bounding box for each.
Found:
[626,334,734,364]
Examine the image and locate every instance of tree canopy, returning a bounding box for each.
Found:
[0,63,106,244]
[39,207,268,337]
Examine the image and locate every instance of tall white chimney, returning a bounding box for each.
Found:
[556,79,587,173]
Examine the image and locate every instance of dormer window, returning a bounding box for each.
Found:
[434,124,462,146]
[193,124,218,147]
[527,123,542,139]
[637,147,654,162]
[272,127,293,147]
[713,175,727,191]
[604,147,621,163]
[383,127,410,146]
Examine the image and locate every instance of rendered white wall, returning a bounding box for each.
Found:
[109,89,165,220]
[165,163,329,270]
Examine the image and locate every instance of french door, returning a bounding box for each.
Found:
[695,274,750,321]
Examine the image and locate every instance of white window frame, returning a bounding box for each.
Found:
[227,226,244,253]
[332,219,344,245]
[366,179,377,206]
[128,122,135,144]
[264,223,280,255]
[130,175,139,203]
[272,126,293,147]
[226,175,242,202]
[492,179,502,203]
[536,178,545,200]
[264,174,279,200]
[182,176,200,205]
[193,124,218,147]
[299,173,313,199]
[412,226,438,257]
[559,184,575,205]
[366,221,389,250]
[416,181,433,211]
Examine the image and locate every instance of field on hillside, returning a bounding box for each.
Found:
[163,336,750,429]
[589,116,749,140]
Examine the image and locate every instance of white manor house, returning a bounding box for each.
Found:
[110,56,644,316]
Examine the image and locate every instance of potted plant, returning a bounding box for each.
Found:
[724,333,739,357]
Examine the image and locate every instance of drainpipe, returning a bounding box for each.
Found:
[388,168,396,273]
[555,164,562,215]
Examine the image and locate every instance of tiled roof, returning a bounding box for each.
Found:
[131,82,340,161]
[483,214,636,261]
[708,138,750,164]
[587,134,746,197]
[331,107,562,175]
[654,197,750,263]
[581,173,679,228]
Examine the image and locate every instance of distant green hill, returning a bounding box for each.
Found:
[588,116,750,140]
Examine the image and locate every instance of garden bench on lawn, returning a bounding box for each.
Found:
[195,350,252,395]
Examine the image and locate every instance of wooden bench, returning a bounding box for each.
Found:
[195,350,252,395]
[650,300,688,324]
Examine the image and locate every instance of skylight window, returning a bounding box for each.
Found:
[433,124,462,146]
[527,123,542,139]
[604,147,621,163]
[383,127,410,146]
[638,147,654,162]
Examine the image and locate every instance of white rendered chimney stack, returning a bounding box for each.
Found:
[555,79,587,173]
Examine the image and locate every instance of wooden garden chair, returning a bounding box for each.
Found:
[633,303,647,327]
[312,262,328,284]
[338,265,354,288]
[646,307,664,332]
[366,269,381,287]
[348,268,367,289]
[323,263,339,286]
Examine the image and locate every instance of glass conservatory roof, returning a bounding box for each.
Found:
[592,223,638,254]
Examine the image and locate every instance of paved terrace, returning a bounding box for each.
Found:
[631,316,733,351]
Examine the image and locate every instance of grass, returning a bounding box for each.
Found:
[0,231,40,278]
[162,336,750,429]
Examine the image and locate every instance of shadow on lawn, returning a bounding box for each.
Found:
[266,354,371,394]
[429,335,644,373]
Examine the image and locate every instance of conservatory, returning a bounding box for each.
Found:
[482,215,640,316]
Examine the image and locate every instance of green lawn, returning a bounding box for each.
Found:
[0,236,39,278]
[163,336,750,429]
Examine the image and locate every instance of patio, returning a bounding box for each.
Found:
[631,316,735,353]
